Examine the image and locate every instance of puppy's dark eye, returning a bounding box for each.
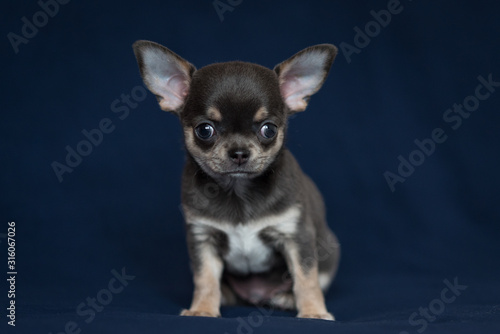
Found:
[195,123,215,140]
[260,123,277,139]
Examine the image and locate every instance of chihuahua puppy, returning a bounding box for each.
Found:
[133,41,340,320]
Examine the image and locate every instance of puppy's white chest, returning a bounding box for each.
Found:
[224,224,273,275]
[188,206,301,275]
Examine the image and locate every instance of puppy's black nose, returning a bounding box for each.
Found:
[228,149,250,166]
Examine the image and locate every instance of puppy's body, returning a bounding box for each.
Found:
[133,42,340,320]
[183,149,339,307]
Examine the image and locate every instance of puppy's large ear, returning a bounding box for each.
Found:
[132,40,196,114]
[274,44,337,113]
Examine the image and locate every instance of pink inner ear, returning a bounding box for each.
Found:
[142,47,192,112]
[280,74,321,112]
[156,73,190,111]
[167,74,190,98]
[280,77,308,111]
[280,77,300,99]
[278,51,329,112]
[155,66,192,111]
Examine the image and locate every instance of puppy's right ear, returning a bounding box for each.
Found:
[132,40,196,114]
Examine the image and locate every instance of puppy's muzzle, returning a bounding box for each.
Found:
[228,148,250,166]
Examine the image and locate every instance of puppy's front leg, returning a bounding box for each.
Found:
[181,229,223,318]
[284,240,335,321]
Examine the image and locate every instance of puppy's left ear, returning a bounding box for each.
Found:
[274,44,337,113]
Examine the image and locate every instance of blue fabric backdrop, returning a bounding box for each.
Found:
[1,0,499,333]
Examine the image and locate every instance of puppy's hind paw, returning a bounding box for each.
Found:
[180,309,220,318]
[297,312,335,321]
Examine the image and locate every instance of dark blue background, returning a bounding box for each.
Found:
[1,0,499,333]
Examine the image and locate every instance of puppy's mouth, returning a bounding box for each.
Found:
[192,155,266,179]
[221,171,259,178]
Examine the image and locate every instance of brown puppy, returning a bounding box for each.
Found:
[133,41,340,320]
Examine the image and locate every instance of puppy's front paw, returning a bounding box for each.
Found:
[297,312,335,321]
[180,309,220,318]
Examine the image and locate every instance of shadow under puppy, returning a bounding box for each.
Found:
[132,41,341,320]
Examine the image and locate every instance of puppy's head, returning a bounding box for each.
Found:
[133,41,337,179]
